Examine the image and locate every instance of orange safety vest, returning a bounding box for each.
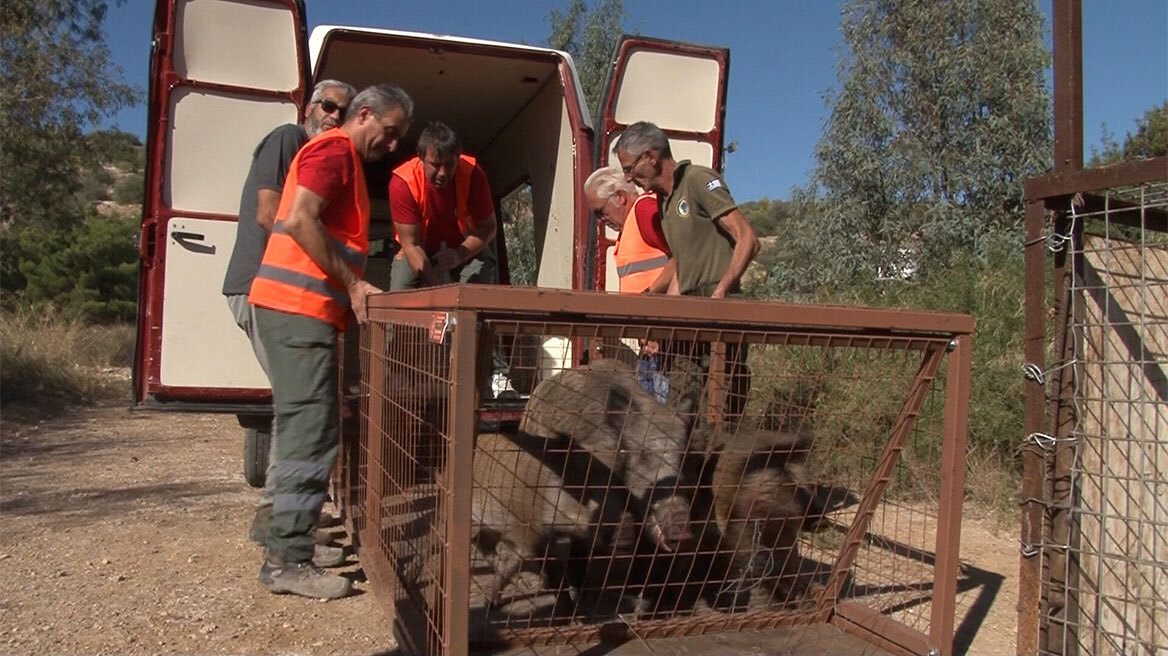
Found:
[614,192,670,294]
[392,154,478,243]
[249,128,369,330]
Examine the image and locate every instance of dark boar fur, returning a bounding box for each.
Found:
[471,430,642,609]
[695,425,856,607]
[519,358,700,552]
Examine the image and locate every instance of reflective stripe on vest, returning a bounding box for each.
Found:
[249,128,369,330]
[613,192,669,294]
[392,154,477,242]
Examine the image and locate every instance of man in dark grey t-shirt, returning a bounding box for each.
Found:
[221,79,355,565]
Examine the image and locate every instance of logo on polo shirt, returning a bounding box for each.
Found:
[678,199,690,217]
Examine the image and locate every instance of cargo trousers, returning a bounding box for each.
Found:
[254,306,340,562]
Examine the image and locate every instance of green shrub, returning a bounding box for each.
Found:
[113,172,144,204]
[18,212,139,323]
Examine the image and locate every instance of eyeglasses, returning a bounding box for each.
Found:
[621,150,649,175]
[316,98,348,120]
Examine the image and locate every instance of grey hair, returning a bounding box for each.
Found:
[309,79,356,103]
[615,121,671,158]
[348,83,415,122]
[584,165,637,201]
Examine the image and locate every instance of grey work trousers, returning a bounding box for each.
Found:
[226,294,278,507]
[254,307,339,562]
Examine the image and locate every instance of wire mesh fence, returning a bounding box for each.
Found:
[1023,178,1168,656]
[338,288,974,656]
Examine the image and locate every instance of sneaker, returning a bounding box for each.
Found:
[316,509,337,529]
[259,556,352,599]
[312,544,347,568]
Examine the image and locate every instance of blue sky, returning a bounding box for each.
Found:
[100,1,1167,202]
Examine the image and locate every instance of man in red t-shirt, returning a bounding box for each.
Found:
[388,122,498,289]
[249,83,413,600]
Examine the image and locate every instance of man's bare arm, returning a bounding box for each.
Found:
[395,221,439,285]
[646,257,676,294]
[711,209,759,299]
[666,257,681,296]
[435,213,498,271]
[255,189,282,232]
[282,185,381,323]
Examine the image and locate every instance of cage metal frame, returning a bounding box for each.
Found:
[337,286,975,656]
[1014,1,1168,653]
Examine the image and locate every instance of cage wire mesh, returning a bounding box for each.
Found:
[1036,180,1168,656]
[338,293,974,655]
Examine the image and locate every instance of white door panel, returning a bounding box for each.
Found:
[160,218,269,389]
[165,91,298,215]
[175,0,301,90]
[612,49,721,132]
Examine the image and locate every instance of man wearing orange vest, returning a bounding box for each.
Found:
[249,83,413,599]
[389,122,498,289]
[584,165,673,401]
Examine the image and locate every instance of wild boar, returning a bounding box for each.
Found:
[519,358,700,551]
[470,430,641,609]
[702,425,856,607]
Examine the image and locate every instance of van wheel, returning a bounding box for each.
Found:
[243,426,271,488]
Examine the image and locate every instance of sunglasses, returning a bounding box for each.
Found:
[317,98,347,120]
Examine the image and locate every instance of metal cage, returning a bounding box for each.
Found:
[337,286,976,656]
[1018,166,1168,656]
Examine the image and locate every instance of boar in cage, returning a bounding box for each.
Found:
[467,357,857,621]
[693,424,857,610]
[470,359,698,611]
[519,358,701,550]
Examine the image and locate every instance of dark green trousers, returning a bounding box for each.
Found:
[255,307,339,562]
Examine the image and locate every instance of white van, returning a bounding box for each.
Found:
[132,0,730,482]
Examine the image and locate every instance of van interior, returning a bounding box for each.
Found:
[311,28,585,291]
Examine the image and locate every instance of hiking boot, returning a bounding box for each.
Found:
[312,544,346,568]
[259,556,352,599]
[249,505,272,544]
[316,509,337,529]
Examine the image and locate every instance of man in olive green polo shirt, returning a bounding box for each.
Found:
[614,121,759,427]
[614,121,759,299]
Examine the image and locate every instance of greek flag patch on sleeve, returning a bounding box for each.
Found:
[706,179,723,191]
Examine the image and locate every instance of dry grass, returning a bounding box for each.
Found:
[1,307,134,411]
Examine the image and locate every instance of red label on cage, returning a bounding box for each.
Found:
[429,312,450,343]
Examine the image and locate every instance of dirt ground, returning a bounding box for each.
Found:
[0,404,1020,656]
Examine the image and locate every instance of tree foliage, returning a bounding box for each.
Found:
[546,0,628,119]
[1089,101,1168,167]
[783,0,1051,291]
[1,1,137,230]
[17,212,139,323]
[1,1,138,298]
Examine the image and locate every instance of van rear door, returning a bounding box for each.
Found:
[134,0,311,409]
[592,36,730,291]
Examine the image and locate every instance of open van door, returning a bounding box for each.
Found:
[592,36,730,291]
[134,0,311,410]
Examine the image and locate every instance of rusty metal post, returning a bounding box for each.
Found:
[930,334,972,655]
[366,322,387,554]
[1017,200,1048,655]
[444,310,480,656]
[1052,0,1083,172]
[1044,208,1082,656]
